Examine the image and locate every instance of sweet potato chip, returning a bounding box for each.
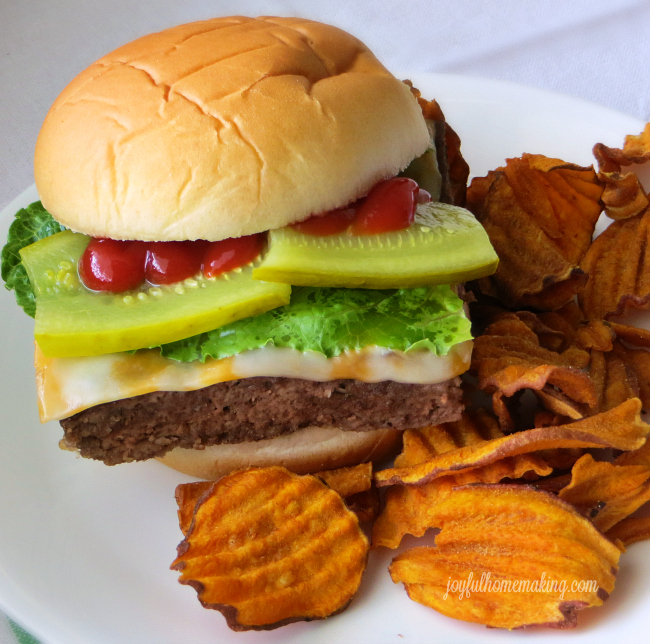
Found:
[344,488,380,523]
[603,347,640,411]
[375,399,649,487]
[579,209,650,319]
[598,171,649,220]
[389,484,619,629]
[607,341,650,409]
[606,517,650,548]
[558,454,650,532]
[315,463,372,498]
[467,154,602,310]
[372,410,551,549]
[593,124,650,172]
[171,467,368,631]
[175,481,213,536]
[610,321,650,347]
[574,320,615,352]
[471,314,595,423]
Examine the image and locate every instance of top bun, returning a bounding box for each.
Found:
[34,16,429,242]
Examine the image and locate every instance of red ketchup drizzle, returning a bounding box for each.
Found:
[79,234,264,292]
[291,177,431,238]
[349,177,420,235]
[79,238,147,292]
[290,207,356,236]
[202,234,266,278]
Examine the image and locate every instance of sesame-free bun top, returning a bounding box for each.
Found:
[34,16,430,241]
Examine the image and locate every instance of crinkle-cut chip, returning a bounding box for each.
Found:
[579,209,650,320]
[590,350,607,411]
[609,321,650,347]
[472,315,595,419]
[345,488,379,523]
[375,399,649,487]
[467,154,602,310]
[315,463,372,498]
[389,484,619,629]
[607,340,650,409]
[534,387,586,421]
[574,320,615,352]
[176,481,213,536]
[599,171,649,220]
[615,435,650,468]
[606,517,650,548]
[372,411,551,548]
[558,454,650,532]
[171,467,369,631]
[593,124,650,172]
[603,347,640,411]
[484,363,596,407]
[407,84,469,206]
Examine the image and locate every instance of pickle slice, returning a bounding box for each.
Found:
[253,203,499,289]
[21,231,291,358]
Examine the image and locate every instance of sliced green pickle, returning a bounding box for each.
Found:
[21,230,291,358]
[253,203,499,289]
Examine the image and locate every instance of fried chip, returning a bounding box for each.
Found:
[471,313,596,423]
[175,481,213,536]
[315,462,372,498]
[598,171,649,220]
[607,340,650,409]
[603,346,640,411]
[593,123,650,172]
[372,410,551,548]
[579,209,650,319]
[467,154,603,310]
[609,321,650,347]
[345,488,380,523]
[389,484,620,629]
[375,399,649,487]
[606,517,650,548]
[171,467,369,631]
[558,454,650,532]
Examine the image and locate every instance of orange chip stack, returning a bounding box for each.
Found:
[171,467,369,631]
[373,409,551,549]
[389,485,620,629]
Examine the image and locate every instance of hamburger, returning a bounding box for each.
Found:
[1,16,498,479]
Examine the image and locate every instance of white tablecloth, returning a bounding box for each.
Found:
[2,0,650,641]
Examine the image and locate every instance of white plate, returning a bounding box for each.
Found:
[0,73,648,644]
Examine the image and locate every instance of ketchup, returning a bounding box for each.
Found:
[291,207,356,236]
[79,234,265,292]
[292,177,430,238]
[145,241,206,285]
[349,178,419,235]
[203,234,266,278]
[79,238,147,292]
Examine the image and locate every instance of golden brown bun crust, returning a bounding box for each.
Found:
[35,17,429,241]
[157,425,402,480]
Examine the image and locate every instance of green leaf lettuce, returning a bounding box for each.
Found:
[157,285,472,362]
[1,202,64,317]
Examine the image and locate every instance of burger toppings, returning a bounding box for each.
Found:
[19,227,290,357]
[292,177,430,237]
[254,200,498,289]
[78,233,266,292]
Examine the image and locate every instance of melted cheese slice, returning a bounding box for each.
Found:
[36,340,472,422]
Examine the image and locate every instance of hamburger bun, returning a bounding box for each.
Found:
[158,425,402,480]
[34,16,429,242]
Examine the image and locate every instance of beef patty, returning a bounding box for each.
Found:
[60,376,463,465]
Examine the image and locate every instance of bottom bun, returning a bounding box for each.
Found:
[157,426,402,480]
